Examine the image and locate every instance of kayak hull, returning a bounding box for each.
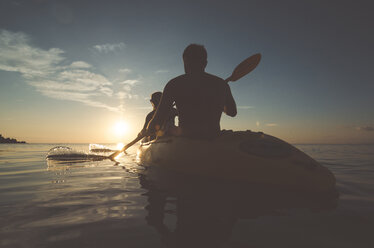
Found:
[136,130,336,192]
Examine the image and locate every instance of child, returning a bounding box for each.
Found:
[139,91,178,142]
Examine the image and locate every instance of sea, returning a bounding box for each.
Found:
[0,143,373,248]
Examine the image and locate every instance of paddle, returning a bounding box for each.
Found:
[108,135,145,159]
[108,53,261,160]
[224,53,261,83]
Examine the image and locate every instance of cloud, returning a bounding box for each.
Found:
[155,70,169,74]
[120,79,140,86]
[59,70,111,88]
[116,91,138,100]
[0,29,120,112]
[69,61,92,69]
[40,89,119,112]
[92,42,125,53]
[357,126,374,132]
[0,30,64,77]
[116,79,140,100]
[99,87,113,97]
[119,68,132,73]
[266,123,278,127]
[237,106,254,109]
[117,79,140,99]
[256,121,260,127]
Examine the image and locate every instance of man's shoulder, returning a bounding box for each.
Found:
[203,72,225,83]
[168,73,224,83]
[165,73,226,93]
[164,74,188,92]
[167,74,188,84]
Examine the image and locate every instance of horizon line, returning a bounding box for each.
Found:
[2,142,374,146]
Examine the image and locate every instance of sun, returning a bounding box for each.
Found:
[113,121,129,137]
[116,143,124,150]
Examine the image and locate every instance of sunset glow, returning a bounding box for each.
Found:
[0,1,373,144]
[116,143,124,150]
[113,121,130,138]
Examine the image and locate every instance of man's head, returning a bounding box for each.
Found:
[183,44,207,73]
[150,91,162,108]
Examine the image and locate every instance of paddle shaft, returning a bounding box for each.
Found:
[108,134,145,159]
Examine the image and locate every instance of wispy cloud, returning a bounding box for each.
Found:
[266,123,278,127]
[117,79,141,99]
[119,68,132,73]
[237,106,254,109]
[92,42,125,53]
[356,126,374,132]
[0,29,120,112]
[0,30,63,77]
[155,70,169,74]
[116,91,138,100]
[69,61,92,69]
[116,79,140,100]
[120,79,139,86]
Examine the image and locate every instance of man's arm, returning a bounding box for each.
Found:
[146,82,175,133]
[223,83,237,117]
[138,112,154,137]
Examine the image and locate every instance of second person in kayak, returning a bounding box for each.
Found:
[147,44,237,139]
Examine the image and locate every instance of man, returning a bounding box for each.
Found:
[147,44,237,139]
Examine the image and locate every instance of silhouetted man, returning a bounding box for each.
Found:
[147,44,237,139]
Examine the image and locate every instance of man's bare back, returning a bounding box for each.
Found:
[147,44,237,139]
[161,72,235,138]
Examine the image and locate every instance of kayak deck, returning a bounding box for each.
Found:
[137,130,336,192]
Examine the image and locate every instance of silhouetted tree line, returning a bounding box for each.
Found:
[0,134,26,143]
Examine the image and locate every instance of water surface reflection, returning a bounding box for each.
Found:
[139,167,338,247]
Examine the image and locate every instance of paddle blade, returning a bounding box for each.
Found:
[227,53,261,82]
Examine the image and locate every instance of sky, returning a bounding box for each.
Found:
[0,0,373,144]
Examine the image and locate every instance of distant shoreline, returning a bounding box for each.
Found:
[0,134,26,144]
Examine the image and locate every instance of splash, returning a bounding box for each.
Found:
[46,146,109,161]
[89,144,117,153]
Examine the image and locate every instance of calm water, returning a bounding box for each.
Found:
[0,143,373,248]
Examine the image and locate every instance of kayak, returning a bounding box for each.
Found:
[136,130,336,192]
